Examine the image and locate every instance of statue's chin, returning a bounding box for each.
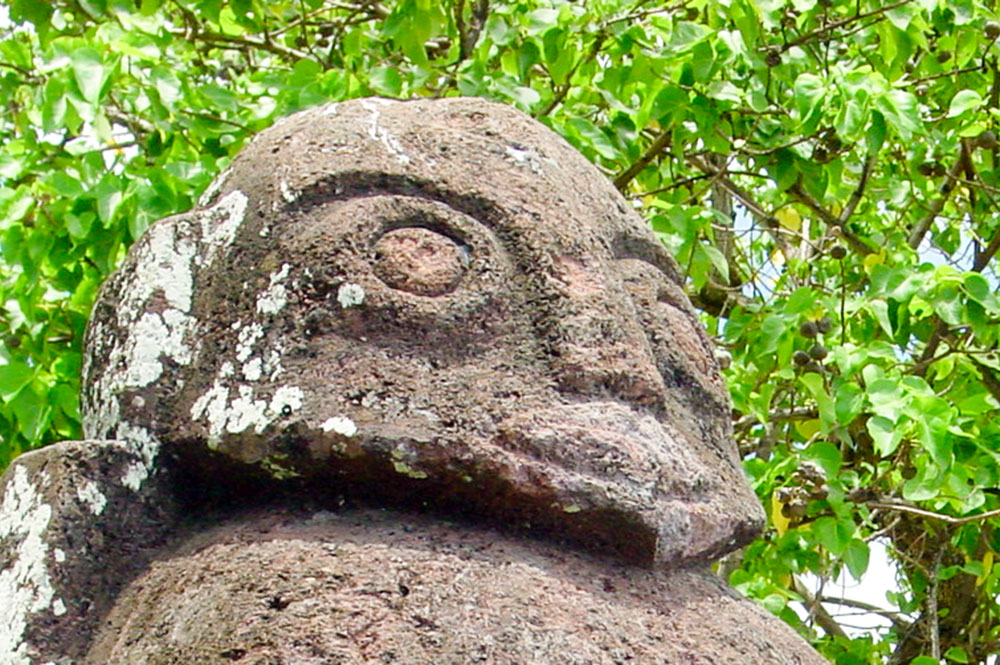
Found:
[85,507,821,665]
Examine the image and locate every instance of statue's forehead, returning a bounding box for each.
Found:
[206,97,679,281]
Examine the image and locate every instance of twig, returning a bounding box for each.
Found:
[866,501,1000,525]
[686,154,797,258]
[908,148,966,249]
[792,576,850,639]
[614,130,672,191]
[734,407,818,431]
[535,32,606,118]
[788,182,873,255]
[929,548,944,661]
[840,152,877,224]
[816,595,911,629]
[778,0,915,54]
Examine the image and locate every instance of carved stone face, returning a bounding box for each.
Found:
[81,98,764,565]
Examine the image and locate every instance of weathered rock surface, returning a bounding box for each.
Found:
[0,441,177,664]
[0,97,824,665]
[81,97,764,567]
[86,507,826,665]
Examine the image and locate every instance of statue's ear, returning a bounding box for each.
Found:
[0,440,180,663]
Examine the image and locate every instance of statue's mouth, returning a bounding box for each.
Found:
[496,401,715,504]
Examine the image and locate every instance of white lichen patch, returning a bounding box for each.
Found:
[197,167,232,207]
[242,357,263,382]
[321,416,357,437]
[337,283,365,308]
[191,382,305,441]
[75,481,107,516]
[256,264,291,315]
[279,180,298,204]
[236,323,264,363]
[0,466,55,665]
[505,145,545,175]
[197,190,249,268]
[117,422,161,492]
[83,192,248,441]
[119,310,194,388]
[51,599,66,617]
[361,99,411,165]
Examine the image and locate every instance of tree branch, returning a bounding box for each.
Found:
[840,152,876,224]
[787,181,873,255]
[907,147,966,249]
[685,154,797,260]
[815,595,911,630]
[778,0,915,53]
[792,576,851,640]
[614,130,672,191]
[866,501,1000,526]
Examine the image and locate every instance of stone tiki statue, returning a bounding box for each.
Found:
[0,98,827,664]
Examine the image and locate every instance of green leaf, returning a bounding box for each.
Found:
[834,382,864,426]
[867,379,906,422]
[945,645,971,663]
[793,73,825,125]
[668,21,713,53]
[867,415,900,457]
[567,118,619,160]
[948,89,983,118]
[0,362,35,402]
[875,90,921,139]
[71,47,106,104]
[525,8,559,35]
[844,538,870,580]
[10,386,52,445]
[800,373,835,430]
[866,110,887,154]
[369,66,403,96]
[10,0,54,29]
[963,273,999,312]
[812,516,852,555]
[700,243,730,281]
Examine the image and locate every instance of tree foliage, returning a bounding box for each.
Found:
[3,0,1000,662]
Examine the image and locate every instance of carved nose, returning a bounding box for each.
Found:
[545,256,666,405]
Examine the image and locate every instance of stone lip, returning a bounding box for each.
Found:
[81,96,765,568]
[85,507,826,665]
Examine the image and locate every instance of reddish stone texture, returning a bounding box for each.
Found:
[0,98,824,664]
[86,508,826,665]
[82,97,764,566]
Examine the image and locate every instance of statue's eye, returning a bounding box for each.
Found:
[373,227,470,296]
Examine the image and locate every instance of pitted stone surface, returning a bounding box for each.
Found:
[0,441,177,664]
[80,97,764,566]
[86,508,826,665]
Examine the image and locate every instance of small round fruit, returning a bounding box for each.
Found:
[901,466,917,480]
[765,47,782,67]
[803,361,824,374]
[975,130,999,150]
[936,50,952,63]
[800,320,819,338]
[810,484,829,501]
[830,244,847,259]
[809,344,828,360]
[816,316,833,334]
[987,21,1000,40]
[781,500,808,518]
[793,350,811,366]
